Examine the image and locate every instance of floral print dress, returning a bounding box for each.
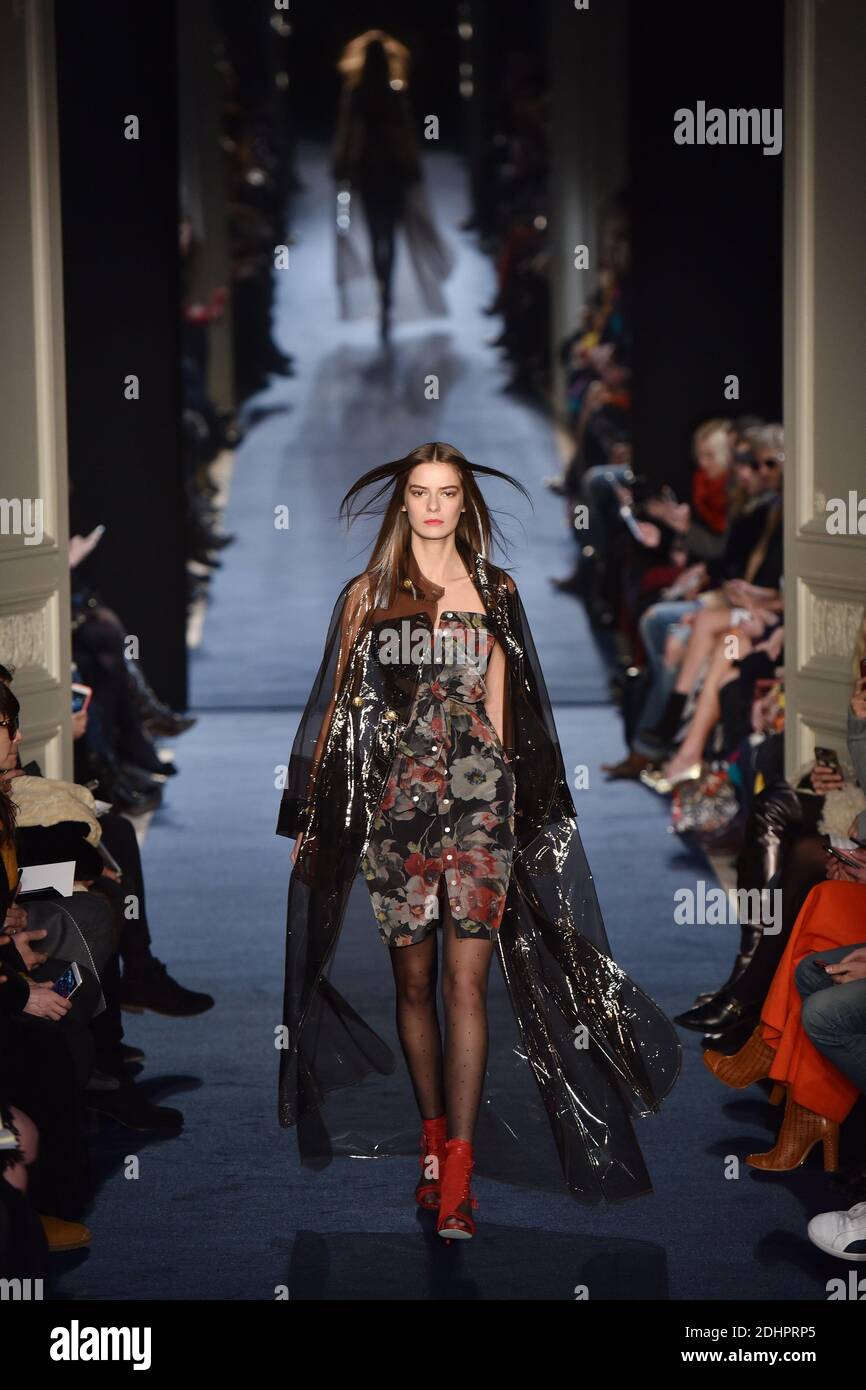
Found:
[361,611,516,948]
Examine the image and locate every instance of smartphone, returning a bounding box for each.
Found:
[71,682,93,715]
[51,962,83,999]
[859,656,866,680]
[815,746,842,775]
[824,842,862,869]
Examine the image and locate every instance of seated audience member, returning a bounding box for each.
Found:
[703,879,866,1193]
[602,421,780,779]
[677,664,866,1041]
[0,671,193,1142]
[2,663,212,1022]
[67,526,195,814]
[1,779,94,1252]
[638,430,784,787]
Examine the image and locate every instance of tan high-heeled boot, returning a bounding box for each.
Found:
[746,1091,840,1172]
[703,1023,775,1089]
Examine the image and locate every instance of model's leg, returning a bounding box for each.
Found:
[361,194,396,327]
[388,929,445,1119]
[440,896,496,1142]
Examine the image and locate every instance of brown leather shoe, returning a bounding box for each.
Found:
[703,1023,775,1088]
[601,751,654,780]
[39,1215,92,1252]
[746,1093,840,1172]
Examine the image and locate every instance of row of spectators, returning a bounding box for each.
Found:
[549,192,866,1260]
[0,0,297,1286]
[697,670,866,1262]
[476,52,551,396]
[0,644,209,1278]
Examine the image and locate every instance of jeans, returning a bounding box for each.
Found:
[798,943,866,1099]
[633,599,702,756]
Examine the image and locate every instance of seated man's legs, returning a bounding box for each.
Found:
[632,601,701,756]
[798,945,866,1098]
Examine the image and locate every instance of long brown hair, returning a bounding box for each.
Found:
[339,441,532,606]
[0,677,20,845]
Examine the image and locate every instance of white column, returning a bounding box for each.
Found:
[783,0,866,775]
[0,0,72,778]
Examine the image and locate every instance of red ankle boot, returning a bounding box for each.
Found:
[437,1138,479,1243]
[415,1115,448,1210]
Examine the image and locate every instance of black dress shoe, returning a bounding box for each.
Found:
[96,772,162,815]
[675,995,758,1033]
[115,765,166,801]
[144,712,197,737]
[85,1080,182,1131]
[119,957,214,1017]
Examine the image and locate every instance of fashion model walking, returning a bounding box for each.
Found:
[277,442,681,1242]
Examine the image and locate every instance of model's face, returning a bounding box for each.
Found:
[403,463,463,538]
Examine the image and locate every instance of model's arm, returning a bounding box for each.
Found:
[483,635,507,747]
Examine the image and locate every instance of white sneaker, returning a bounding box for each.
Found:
[807,1201,866,1261]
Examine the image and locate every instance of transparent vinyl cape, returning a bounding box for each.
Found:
[276,540,682,1204]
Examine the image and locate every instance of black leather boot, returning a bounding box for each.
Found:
[692,924,764,1006]
[676,994,759,1034]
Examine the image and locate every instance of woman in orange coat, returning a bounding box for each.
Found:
[703,875,866,1171]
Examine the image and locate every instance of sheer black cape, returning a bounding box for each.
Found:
[276,539,681,1203]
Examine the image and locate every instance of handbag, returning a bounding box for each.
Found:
[671,765,740,840]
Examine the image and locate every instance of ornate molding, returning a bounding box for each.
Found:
[0,605,48,669]
[797,575,864,684]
